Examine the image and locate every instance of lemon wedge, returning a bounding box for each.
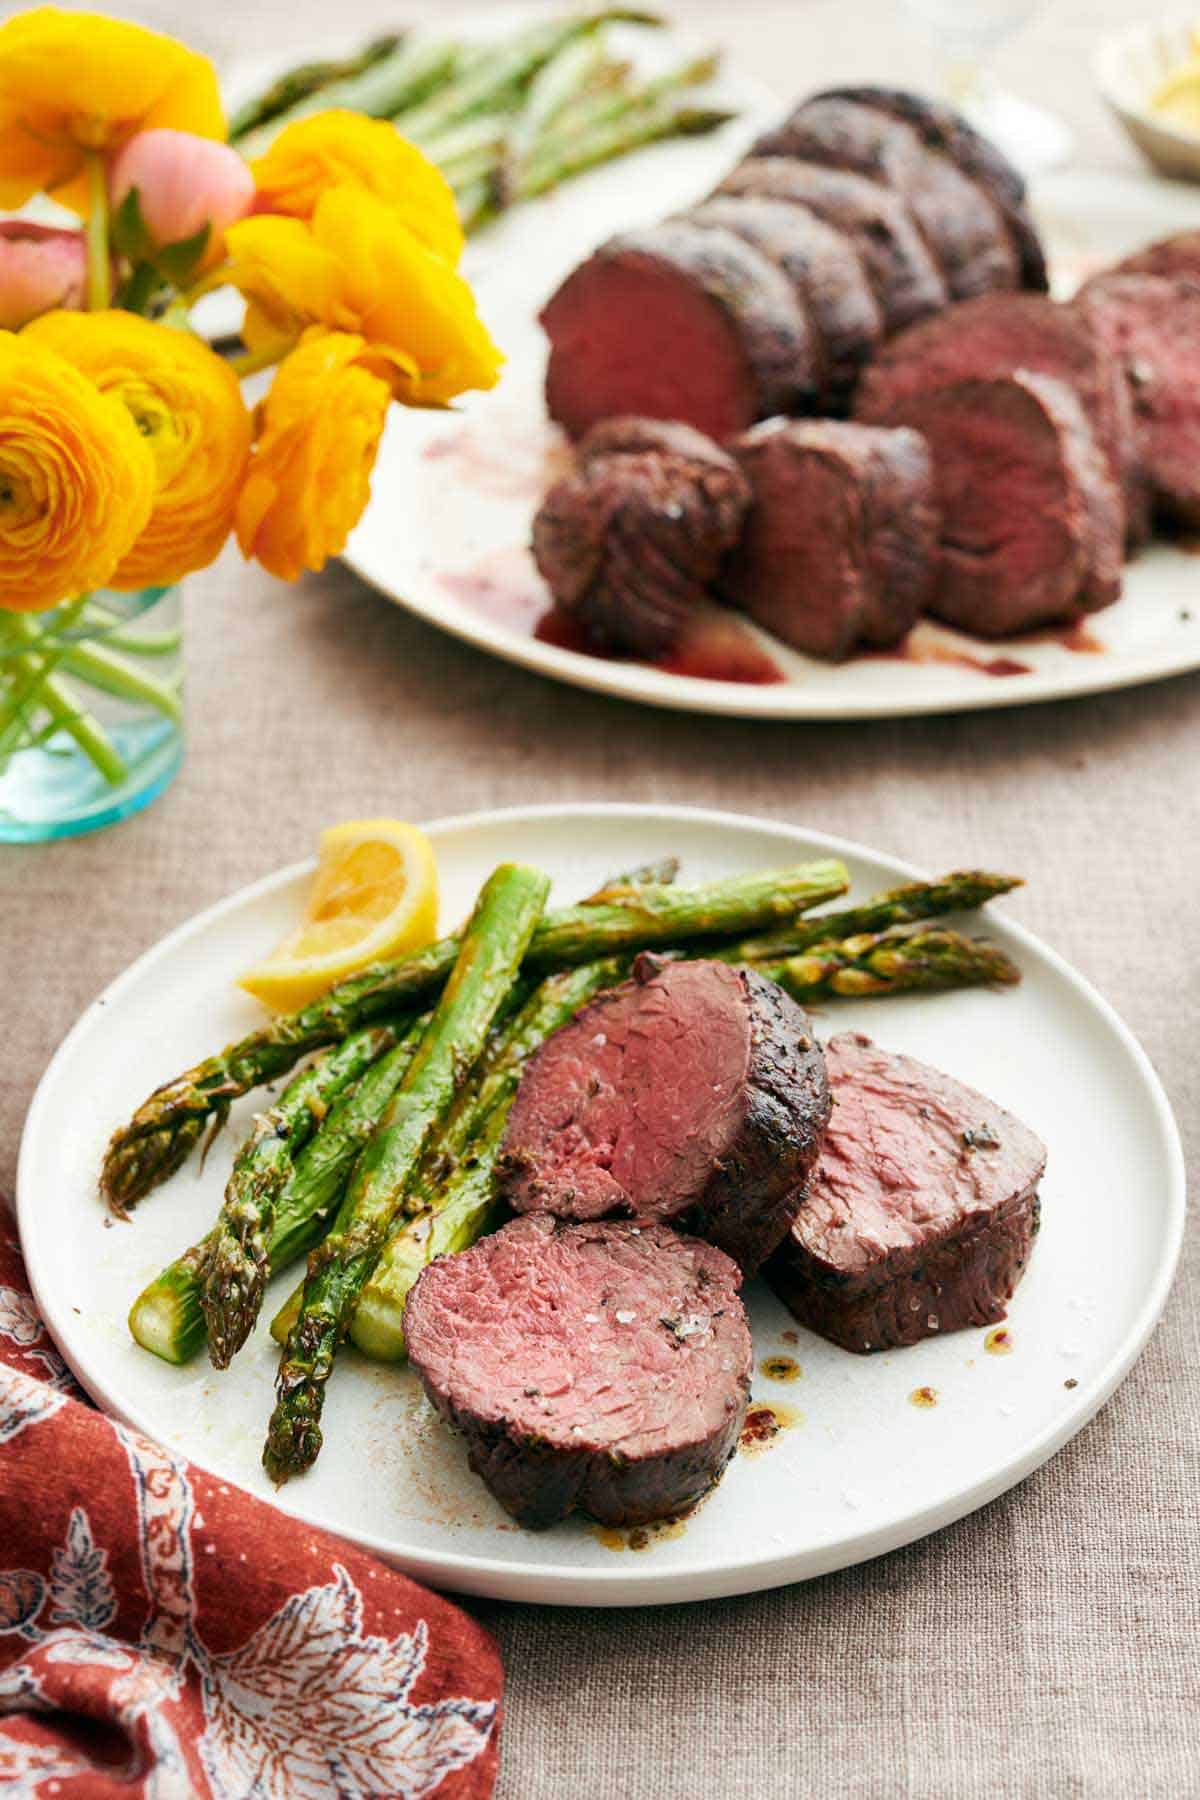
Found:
[1150,59,1200,133]
[239,819,439,1011]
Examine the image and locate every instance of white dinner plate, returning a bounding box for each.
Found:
[327,65,1200,715]
[17,806,1185,1606]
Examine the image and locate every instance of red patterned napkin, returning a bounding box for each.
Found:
[0,1214,501,1798]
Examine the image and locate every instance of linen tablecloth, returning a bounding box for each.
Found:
[2,1,1197,1794]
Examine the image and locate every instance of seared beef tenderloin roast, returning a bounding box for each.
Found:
[685,196,884,411]
[717,159,949,337]
[405,1215,752,1529]
[531,416,751,656]
[768,1032,1045,1353]
[498,954,830,1274]
[542,86,1048,437]
[1075,272,1200,529]
[725,417,939,659]
[750,95,1020,301]
[861,369,1123,634]
[812,86,1048,292]
[541,219,818,441]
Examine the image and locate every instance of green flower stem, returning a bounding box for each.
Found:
[11,656,126,784]
[0,597,87,746]
[85,154,111,311]
[1,607,126,785]
[79,602,182,658]
[59,641,182,724]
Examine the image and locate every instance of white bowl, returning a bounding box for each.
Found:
[1095,15,1200,181]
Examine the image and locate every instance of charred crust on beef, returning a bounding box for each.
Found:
[725,417,939,659]
[532,416,751,656]
[750,95,1019,301]
[814,85,1048,293]
[541,219,819,442]
[498,957,830,1274]
[685,196,884,410]
[717,158,949,336]
[404,1216,752,1529]
[1074,272,1200,529]
[766,1033,1046,1353]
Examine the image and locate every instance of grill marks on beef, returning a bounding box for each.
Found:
[751,96,1019,301]
[718,159,949,336]
[1075,272,1200,529]
[405,1215,752,1529]
[686,197,884,410]
[498,955,830,1274]
[725,419,939,658]
[856,291,1144,549]
[541,220,818,441]
[864,371,1123,634]
[767,1032,1045,1353]
[531,418,751,655]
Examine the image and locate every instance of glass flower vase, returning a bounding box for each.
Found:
[0,587,184,843]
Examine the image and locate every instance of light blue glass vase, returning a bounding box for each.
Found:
[0,586,183,843]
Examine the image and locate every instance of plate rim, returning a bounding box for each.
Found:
[16,802,1188,1605]
[344,543,1200,721]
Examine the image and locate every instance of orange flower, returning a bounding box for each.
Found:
[251,112,463,265]
[0,330,155,611]
[235,329,391,581]
[0,8,225,210]
[224,184,502,405]
[27,310,251,587]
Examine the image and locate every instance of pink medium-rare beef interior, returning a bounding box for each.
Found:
[500,959,752,1222]
[726,427,871,658]
[794,1033,1046,1288]
[499,955,830,1274]
[854,290,1140,542]
[1075,273,1200,528]
[544,252,757,441]
[405,1215,751,1466]
[885,372,1120,634]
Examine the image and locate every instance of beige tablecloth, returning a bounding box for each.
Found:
[2,3,1197,1794]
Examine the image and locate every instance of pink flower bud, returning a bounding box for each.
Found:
[0,222,88,328]
[110,129,255,260]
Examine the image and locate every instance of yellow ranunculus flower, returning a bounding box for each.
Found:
[0,330,155,611]
[0,8,225,210]
[251,112,463,266]
[235,329,392,581]
[26,311,252,588]
[224,185,503,406]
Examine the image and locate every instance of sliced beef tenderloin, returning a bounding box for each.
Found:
[532,417,751,656]
[1108,228,1200,284]
[854,291,1145,544]
[751,95,1019,301]
[815,86,1048,292]
[685,196,884,410]
[724,418,938,659]
[498,954,830,1275]
[717,158,948,336]
[405,1215,752,1529]
[1075,272,1200,528]
[766,1032,1046,1353]
[864,370,1123,634]
[542,220,819,441]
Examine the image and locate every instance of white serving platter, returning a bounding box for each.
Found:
[17,805,1186,1606]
